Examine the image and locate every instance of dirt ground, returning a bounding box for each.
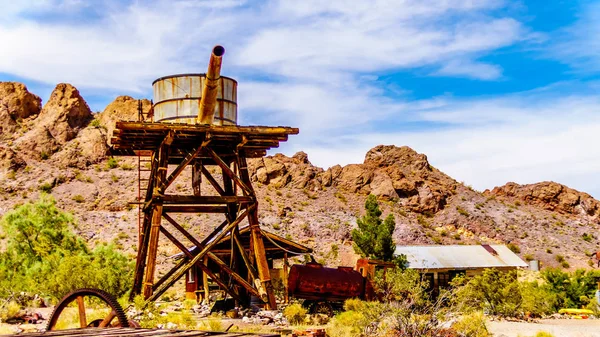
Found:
[488,319,600,337]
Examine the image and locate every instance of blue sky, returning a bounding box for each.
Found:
[1,0,599,198]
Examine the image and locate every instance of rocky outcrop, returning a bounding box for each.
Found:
[0,146,26,171]
[0,82,42,137]
[97,96,152,145]
[36,83,93,144]
[249,145,457,214]
[487,181,600,221]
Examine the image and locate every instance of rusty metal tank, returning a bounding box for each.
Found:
[152,46,237,125]
[288,263,367,302]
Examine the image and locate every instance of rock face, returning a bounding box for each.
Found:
[37,83,93,144]
[97,96,152,145]
[0,146,26,171]
[0,82,42,136]
[249,145,457,214]
[487,181,600,222]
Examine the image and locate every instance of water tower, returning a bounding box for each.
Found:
[110,46,298,309]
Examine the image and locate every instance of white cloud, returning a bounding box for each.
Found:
[436,59,502,80]
[3,0,599,199]
[275,84,600,198]
[0,0,525,91]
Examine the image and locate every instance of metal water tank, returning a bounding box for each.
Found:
[151,74,238,125]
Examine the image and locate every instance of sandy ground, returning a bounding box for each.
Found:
[488,319,600,337]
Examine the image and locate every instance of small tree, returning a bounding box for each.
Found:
[0,195,133,300]
[352,194,397,262]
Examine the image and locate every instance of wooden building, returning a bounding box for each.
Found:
[394,244,528,296]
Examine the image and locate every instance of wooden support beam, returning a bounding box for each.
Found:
[238,155,277,309]
[149,206,253,301]
[159,138,210,193]
[192,160,202,196]
[131,150,159,300]
[201,166,225,196]
[205,147,252,195]
[160,195,254,205]
[233,231,259,282]
[153,258,188,292]
[162,205,228,213]
[142,135,170,299]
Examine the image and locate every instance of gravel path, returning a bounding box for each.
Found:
[488,319,600,337]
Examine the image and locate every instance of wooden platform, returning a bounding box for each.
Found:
[0,328,278,337]
[110,122,299,160]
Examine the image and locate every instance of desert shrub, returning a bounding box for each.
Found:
[106,158,119,169]
[72,195,85,203]
[534,332,555,337]
[452,311,490,337]
[541,268,600,310]
[452,269,522,317]
[0,301,21,321]
[0,195,133,300]
[507,243,521,254]
[283,303,307,325]
[327,309,366,337]
[520,281,557,316]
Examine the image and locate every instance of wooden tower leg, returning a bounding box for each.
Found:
[142,136,170,299]
[238,155,277,309]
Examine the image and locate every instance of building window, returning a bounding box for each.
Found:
[438,272,450,289]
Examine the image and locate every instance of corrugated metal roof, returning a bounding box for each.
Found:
[394,245,528,270]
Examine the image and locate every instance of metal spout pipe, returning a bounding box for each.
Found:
[197,45,225,125]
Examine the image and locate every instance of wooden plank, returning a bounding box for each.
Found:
[162,205,228,213]
[148,206,253,301]
[160,218,261,299]
[159,138,210,193]
[204,148,252,195]
[160,195,254,205]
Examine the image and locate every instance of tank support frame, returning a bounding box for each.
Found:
[111,121,298,309]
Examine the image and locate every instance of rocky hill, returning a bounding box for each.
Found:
[1,81,599,271]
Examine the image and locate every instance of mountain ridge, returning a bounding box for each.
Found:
[1,81,599,271]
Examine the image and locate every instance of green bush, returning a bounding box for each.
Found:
[540,268,600,310]
[535,332,555,337]
[106,158,119,169]
[327,310,365,337]
[283,303,307,325]
[452,269,522,317]
[0,195,133,300]
[452,311,490,337]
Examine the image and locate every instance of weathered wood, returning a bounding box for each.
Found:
[201,166,225,196]
[162,205,228,213]
[192,161,202,196]
[114,121,298,135]
[131,150,159,299]
[238,155,277,308]
[143,136,170,299]
[159,139,209,193]
[76,296,87,328]
[205,148,252,195]
[149,206,253,300]
[160,195,254,205]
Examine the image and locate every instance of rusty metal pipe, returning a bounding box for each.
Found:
[198,45,225,124]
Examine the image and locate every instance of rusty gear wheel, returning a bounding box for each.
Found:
[47,288,129,331]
